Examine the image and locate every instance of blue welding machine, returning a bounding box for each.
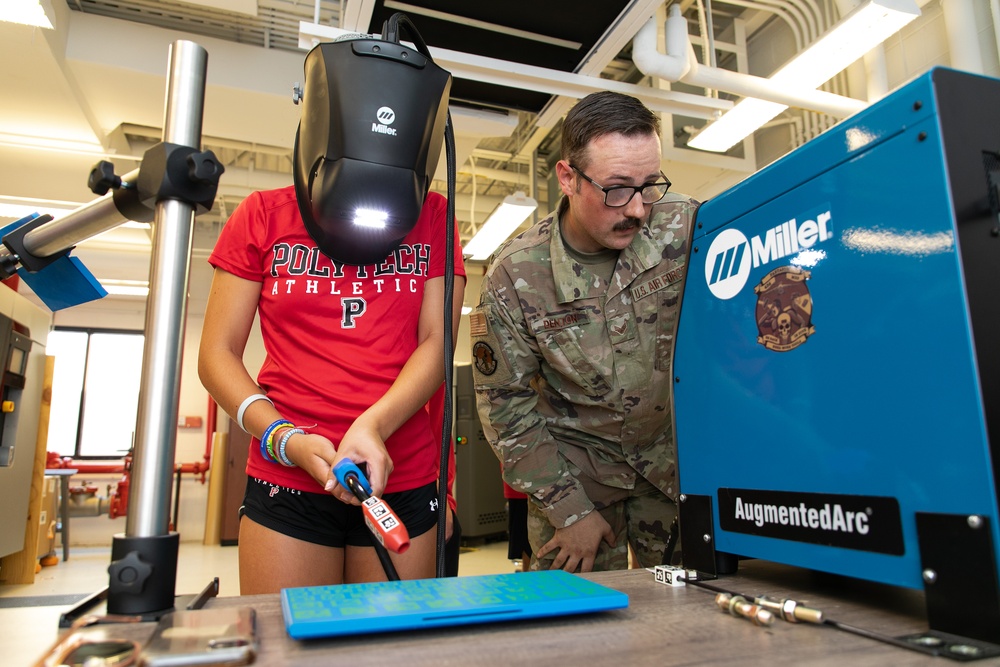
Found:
[674,67,1000,643]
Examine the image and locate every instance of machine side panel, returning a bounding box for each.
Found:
[0,285,51,559]
[933,69,1000,504]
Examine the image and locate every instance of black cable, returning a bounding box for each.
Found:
[377,11,456,580]
[345,476,400,581]
[682,577,736,596]
[434,110,456,579]
[382,13,431,57]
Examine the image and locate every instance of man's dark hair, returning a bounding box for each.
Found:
[561,91,660,170]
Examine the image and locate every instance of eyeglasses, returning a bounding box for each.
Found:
[570,164,671,207]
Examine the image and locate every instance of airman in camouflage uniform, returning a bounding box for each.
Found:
[471,92,697,572]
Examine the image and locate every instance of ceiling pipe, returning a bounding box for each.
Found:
[634,6,692,80]
[632,5,866,117]
[757,0,813,42]
[456,164,531,185]
[992,0,1000,70]
[773,0,822,40]
[694,0,717,67]
[299,20,731,119]
[714,0,804,49]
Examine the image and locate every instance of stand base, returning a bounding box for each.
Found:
[107,532,179,615]
[59,578,220,629]
[897,630,1000,662]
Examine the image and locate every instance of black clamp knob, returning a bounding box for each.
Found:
[107,550,153,595]
[187,150,224,184]
[88,160,123,196]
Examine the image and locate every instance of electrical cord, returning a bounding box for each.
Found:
[435,110,456,579]
[377,11,457,580]
[343,475,400,581]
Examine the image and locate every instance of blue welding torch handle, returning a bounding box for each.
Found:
[333,459,373,497]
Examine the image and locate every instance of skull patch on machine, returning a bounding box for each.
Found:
[754,266,815,352]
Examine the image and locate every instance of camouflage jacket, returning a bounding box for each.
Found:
[471,193,698,529]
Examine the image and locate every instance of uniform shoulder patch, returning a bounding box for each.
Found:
[469,304,515,386]
[472,341,499,375]
[469,311,487,337]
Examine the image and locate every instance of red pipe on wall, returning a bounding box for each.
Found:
[206,394,217,454]
[45,395,224,519]
[46,454,211,476]
[46,452,124,473]
[47,393,220,477]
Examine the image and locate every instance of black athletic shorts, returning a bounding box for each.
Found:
[241,476,439,548]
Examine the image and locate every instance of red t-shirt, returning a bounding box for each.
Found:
[209,186,465,494]
[503,480,527,500]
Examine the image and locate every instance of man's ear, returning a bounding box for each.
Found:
[555,160,577,198]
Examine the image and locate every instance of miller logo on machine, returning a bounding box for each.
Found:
[704,209,833,300]
[754,266,815,352]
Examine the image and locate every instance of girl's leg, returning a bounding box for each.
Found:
[238,515,345,594]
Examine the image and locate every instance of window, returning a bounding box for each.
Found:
[47,329,145,459]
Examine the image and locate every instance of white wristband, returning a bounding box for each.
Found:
[236,393,273,433]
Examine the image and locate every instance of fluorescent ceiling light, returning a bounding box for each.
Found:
[463,192,538,261]
[687,97,786,153]
[0,132,103,155]
[0,132,141,161]
[688,0,920,153]
[1,0,55,29]
[0,196,82,220]
[99,279,149,297]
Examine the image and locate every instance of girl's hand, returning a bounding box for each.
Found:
[282,431,339,491]
[323,420,393,504]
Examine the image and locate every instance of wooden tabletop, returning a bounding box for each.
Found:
[89,560,1000,666]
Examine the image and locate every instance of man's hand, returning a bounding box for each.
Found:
[535,511,616,573]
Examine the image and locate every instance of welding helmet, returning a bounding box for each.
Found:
[293,26,451,265]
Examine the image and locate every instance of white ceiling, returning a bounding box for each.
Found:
[0,0,990,317]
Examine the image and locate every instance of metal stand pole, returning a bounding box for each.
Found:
[107,39,207,615]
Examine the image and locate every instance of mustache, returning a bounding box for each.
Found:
[612,218,642,232]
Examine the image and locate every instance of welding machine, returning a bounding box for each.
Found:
[674,67,1000,644]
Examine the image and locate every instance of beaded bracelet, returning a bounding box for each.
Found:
[236,393,272,433]
[276,428,305,467]
[260,418,292,463]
